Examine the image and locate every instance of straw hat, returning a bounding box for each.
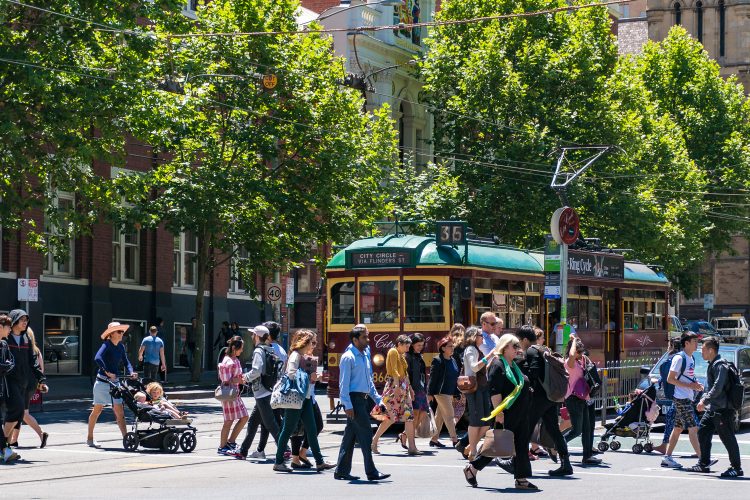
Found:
[101,321,130,340]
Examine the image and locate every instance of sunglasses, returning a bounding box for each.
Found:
[484,321,497,326]
[512,343,521,349]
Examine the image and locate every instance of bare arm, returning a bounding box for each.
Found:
[138,345,145,361]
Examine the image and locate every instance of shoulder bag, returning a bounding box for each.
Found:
[583,356,602,398]
[457,375,477,394]
[214,383,239,402]
[270,374,304,410]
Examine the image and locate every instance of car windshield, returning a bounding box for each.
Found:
[49,336,76,345]
[650,347,736,379]
[716,320,740,329]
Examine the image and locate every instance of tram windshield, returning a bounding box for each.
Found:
[404,280,445,323]
[331,281,356,324]
[359,280,399,324]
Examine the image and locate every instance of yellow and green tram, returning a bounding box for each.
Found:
[322,229,670,399]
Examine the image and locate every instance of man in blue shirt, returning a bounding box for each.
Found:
[138,326,166,381]
[479,312,501,356]
[334,325,390,482]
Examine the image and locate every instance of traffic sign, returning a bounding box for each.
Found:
[18,278,39,302]
[703,293,714,310]
[266,283,282,304]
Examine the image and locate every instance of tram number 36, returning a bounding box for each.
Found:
[372,372,387,384]
[437,222,466,245]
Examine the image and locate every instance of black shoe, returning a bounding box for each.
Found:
[316,462,336,472]
[720,467,744,478]
[495,458,515,475]
[515,479,539,490]
[463,465,478,488]
[366,472,391,481]
[334,472,360,481]
[582,457,602,466]
[291,461,312,469]
[455,441,467,456]
[429,440,447,448]
[549,456,574,476]
[40,432,49,449]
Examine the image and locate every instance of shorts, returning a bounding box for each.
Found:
[673,398,697,429]
[93,379,122,406]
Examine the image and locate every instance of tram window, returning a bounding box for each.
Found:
[633,301,645,330]
[405,280,445,323]
[508,295,525,328]
[359,280,399,324]
[525,282,540,293]
[476,278,491,289]
[655,302,665,329]
[492,279,509,291]
[525,296,540,326]
[509,281,524,293]
[588,300,601,329]
[331,282,356,324]
[589,286,601,297]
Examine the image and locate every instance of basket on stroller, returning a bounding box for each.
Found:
[108,378,197,453]
[597,384,659,454]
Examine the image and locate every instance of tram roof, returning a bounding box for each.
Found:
[327,235,670,285]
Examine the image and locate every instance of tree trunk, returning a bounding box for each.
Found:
[191,231,211,382]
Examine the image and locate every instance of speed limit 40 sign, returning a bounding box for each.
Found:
[266,283,282,304]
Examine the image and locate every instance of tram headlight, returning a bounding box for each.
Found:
[372,353,385,367]
[328,341,336,351]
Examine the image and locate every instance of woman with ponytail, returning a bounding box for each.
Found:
[463,334,536,490]
[217,336,249,456]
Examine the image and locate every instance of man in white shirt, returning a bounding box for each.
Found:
[661,332,704,469]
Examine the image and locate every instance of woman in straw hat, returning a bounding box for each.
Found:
[86,321,137,448]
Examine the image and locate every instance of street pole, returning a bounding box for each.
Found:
[560,243,568,343]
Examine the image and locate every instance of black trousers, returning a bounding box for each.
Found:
[564,396,595,460]
[143,363,160,381]
[698,408,742,470]
[239,395,280,456]
[335,393,378,477]
[471,421,533,479]
[528,395,569,458]
[292,401,323,455]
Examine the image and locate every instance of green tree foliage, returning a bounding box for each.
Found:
[421,0,749,292]
[116,0,396,379]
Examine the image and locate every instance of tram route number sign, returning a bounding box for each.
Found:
[436,221,467,246]
[349,250,414,268]
[266,283,282,304]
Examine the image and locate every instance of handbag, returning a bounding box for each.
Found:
[416,407,437,438]
[214,383,239,402]
[531,422,556,449]
[270,374,304,410]
[479,426,515,458]
[583,357,602,397]
[457,375,477,394]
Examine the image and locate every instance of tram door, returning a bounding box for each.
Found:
[604,289,619,361]
[451,278,473,326]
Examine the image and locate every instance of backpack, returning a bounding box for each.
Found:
[720,360,743,411]
[659,352,687,400]
[259,346,283,391]
[532,345,569,403]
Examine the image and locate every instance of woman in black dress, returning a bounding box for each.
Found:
[463,333,537,490]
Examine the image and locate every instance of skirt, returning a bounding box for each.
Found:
[413,390,429,411]
[221,391,248,421]
[382,375,414,422]
[466,388,491,427]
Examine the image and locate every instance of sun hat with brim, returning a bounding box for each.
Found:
[101,321,130,340]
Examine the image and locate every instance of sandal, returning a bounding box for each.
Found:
[463,464,478,488]
[407,449,424,456]
[397,433,408,450]
[371,441,380,454]
[515,479,539,490]
[40,432,49,449]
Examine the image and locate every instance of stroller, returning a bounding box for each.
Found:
[597,384,659,454]
[108,378,197,453]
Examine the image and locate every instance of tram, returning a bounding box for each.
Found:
[322,222,670,400]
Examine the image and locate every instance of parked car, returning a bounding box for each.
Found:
[711,316,749,344]
[45,335,79,362]
[638,343,750,431]
[683,320,718,338]
[669,315,684,339]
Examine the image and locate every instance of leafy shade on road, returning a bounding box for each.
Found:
[115,0,397,380]
[422,0,750,292]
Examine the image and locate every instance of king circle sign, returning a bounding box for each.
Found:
[551,206,580,246]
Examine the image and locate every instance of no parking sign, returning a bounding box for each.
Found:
[17,278,39,302]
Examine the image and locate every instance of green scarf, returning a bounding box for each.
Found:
[483,357,525,421]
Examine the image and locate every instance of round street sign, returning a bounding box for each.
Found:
[266,284,282,304]
[551,206,580,245]
[262,73,278,90]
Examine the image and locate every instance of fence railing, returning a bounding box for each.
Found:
[592,357,659,424]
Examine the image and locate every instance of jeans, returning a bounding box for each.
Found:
[698,408,742,470]
[432,394,458,442]
[240,395,280,456]
[143,362,160,381]
[292,400,323,455]
[661,404,676,444]
[335,393,379,477]
[564,396,594,459]
[528,394,569,458]
[275,398,324,465]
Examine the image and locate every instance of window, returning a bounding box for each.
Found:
[696,2,703,43]
[112,226,140,282]
[674,3,681,25]
[475,279,540,327]
[359,280,399,324]
[43,315,81,375]
[331,281,355,324]
[738,350,750,371]
[294,303,317,328]
[43,191,75,276]
[229,246,250,293]
[404,280,445,323]
[296,262,315,294]
[174,322,191,368]
[719,1,726,57]
[173,232,198,288]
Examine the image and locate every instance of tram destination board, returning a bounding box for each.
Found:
[348,250,415,268]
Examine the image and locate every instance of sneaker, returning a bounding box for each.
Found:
[227,442,237,450]
[661,456,682,469]
[86,439,101,449]
[2,447,20,463]
[217,445,233,456]
[720,467,744,478]
[686,463,711,473]
[248,450,266,460]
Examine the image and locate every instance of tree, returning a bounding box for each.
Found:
[0,1,181,258]
[420,0,749,292]
[117,0,397,380]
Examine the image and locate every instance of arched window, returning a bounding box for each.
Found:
[719,0,726,57]
[696,1,703,42]
[674,2,681,25]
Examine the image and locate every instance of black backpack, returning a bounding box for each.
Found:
[259,346,283,391]
[721,360,743,411]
